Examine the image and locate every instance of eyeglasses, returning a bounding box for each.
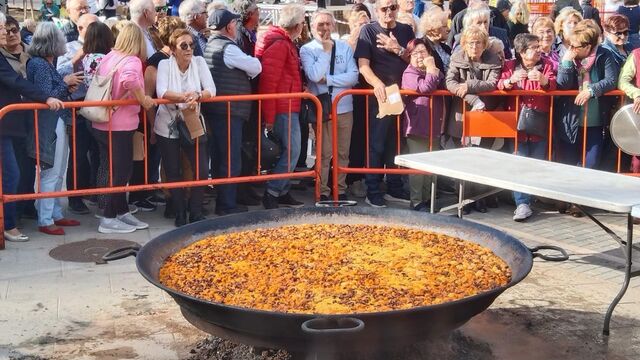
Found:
[466,40,484,48]
[5,27,19,35]
[155,5,168,12]
[76,5,91,12]
[610,30,629,38]
[410,50,429,56]
[179,42,195,50]
[569,43,588,50]
[379,4,398,13]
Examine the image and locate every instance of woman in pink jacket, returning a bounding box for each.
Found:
[92,21,155,234]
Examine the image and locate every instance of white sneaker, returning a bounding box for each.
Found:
[513,204,533,222]
[98,218,136,234]
[117,212,149,230]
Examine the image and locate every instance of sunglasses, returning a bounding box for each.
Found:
[611,30,629,37]
[179,42,195,51]
[379,4,398,12]
[155,5,168,12]
[6,27,19,34]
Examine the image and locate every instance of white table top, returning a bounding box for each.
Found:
[395,147,640,214]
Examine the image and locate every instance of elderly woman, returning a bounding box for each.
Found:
[25,23,83,236]
[301,10,359,202]
[92,21,155,234]
[255,4,306,209]
[507,0,529,42]
[498,33,557,221]
[446,25,502,213]
[553,7,583,58]
[419,6,451,69]
[0,12,63,242]
[602,14,635,69]
[155,28,214,226]
[401,39,445,211]
[556,20,619,215]
[532,16,559,63]
[452,5,512,60]
[617,0,640,48]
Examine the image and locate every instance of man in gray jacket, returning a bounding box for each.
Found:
[203,8,262,216]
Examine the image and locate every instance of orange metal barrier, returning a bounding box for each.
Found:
[329,89,632,201]
[0,93,323,249]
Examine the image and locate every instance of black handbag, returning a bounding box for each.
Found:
[517,106,549,137]
[302,41,336,124]
[174,109,207,147]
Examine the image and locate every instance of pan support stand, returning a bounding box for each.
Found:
[562,205,640,336]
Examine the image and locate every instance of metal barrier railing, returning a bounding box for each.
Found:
[0,93,323,249]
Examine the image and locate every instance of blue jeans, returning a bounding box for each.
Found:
[513,139,547,206]
[266,113,301,197]
[212,116,243,211]
[1,136,20,231]
[364,100,404,200]
[555,126,604,169]
[36,118,68,226]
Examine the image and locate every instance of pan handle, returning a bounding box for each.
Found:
[102,244,141,262]
[529,245,569,262]
[301,317,365,335]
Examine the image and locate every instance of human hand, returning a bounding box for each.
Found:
[373,82,387,103]
[574,89,591,106]
[321,32,333,52]
[563,47,578,62]
[318,77,327,84]
[455,83,468,98]
[376,32,401,54]
[141,95,155,110]
[45,97,63,111]
[64,71,84,86]
[510,69,528,83]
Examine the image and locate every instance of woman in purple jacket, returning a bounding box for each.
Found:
[401,39,445,212]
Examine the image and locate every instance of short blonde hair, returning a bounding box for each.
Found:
[396,12,416,32]
[531,16,554,35]
[278,3,305,29]
[570,19,601,48]
[348,10,369,32]
[460,25,489,51]
[554,7,582,36]
[156,15,186,46]
[509,0,529,24]
[113,21,147,60]
[419,6,449,38]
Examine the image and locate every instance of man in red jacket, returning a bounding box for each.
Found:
[255,3,306,209]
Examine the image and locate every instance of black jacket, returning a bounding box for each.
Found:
[0,53,48,138]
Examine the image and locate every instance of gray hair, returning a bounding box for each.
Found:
[278,4,305,29]
[28,22,67,58]
[129,0,154,21]
[180,0,206,23]
[463,7,491,29]
[232,0,257,21]
[0,11,5,25]
[311,9,335,26]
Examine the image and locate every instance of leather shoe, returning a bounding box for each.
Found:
[473,199,488,213]
[39,225,65,236]
[189,214,207,223]
[215,205,248,216]
[54,218,81,226]
[175,211,187,227]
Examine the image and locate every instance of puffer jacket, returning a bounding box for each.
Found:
[255,26,302,125]
[445,49,502,138]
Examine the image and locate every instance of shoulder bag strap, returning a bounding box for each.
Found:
[328,40,336,96]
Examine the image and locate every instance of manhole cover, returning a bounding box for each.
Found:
[49,239,140,264]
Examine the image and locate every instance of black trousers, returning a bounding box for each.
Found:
[94,129,134,218]
[67,121,99,202]
[157,135,209,217]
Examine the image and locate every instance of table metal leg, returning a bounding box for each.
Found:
[458,181,465,219]
[430,175,437,214]
[603,214,634,336]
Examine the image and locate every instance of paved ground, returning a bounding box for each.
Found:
[1,186,640,360]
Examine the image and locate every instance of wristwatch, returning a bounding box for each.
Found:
[397,47,405,57]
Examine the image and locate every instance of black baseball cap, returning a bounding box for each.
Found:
[208,9,241,30]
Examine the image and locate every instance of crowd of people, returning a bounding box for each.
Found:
[1,0,640,242]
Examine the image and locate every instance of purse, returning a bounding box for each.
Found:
[517,106,549,137]
[302,41,336,124]
[176,107,207,147]
[78,56,130,123]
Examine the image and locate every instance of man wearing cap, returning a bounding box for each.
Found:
[203,8,262,216]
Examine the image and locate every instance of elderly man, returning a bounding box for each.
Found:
[56,13,98,215]
[203,8,262,215]
[179,0,208,56]
[232,0,259,56]
[130,0,158,58]
[354,0,414,208]
[300,10,358,202]
[62,0,90,41]
[255,3,306,209]
[451,4,512,59]
[153,0,168,23]
[447,0,509,48]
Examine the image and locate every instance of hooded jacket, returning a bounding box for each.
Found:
[255,26,302,125]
